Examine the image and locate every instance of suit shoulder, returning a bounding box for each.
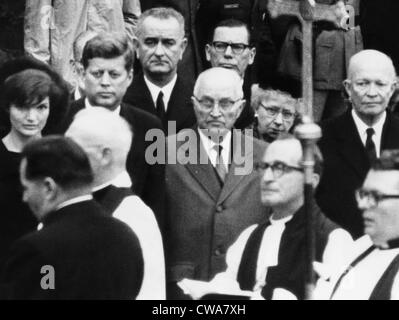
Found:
[122,103,162,129]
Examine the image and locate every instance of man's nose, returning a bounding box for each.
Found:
[273,112,283,125]
[154,41,165,56]
[100,72,111,86]
[261,166,274,182]
[210,103,223,117]
[366,83,379,96]
[224,45,233,57]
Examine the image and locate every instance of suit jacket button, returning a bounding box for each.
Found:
[214,248,223,256]
[216,205,224,213]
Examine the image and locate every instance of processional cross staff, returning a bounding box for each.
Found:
[267,0,348,299]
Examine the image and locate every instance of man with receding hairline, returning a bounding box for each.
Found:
[165,67,267,299]
[66,108,165,300]
[316,49,399,239]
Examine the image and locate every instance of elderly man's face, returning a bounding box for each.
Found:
[344,61,396,124]
[192,75,244,138]
[358,170,399,247]
[259,139,304,209]
[137,16,187,79]
[205,26,255,78]
[257,97,296,141]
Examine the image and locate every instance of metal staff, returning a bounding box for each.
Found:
[267,0,343,299]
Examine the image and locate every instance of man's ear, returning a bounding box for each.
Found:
[133,38,140,59]
[343,79,352,99]
[101,147,113,167]
[248,47,256,66]
[235,99,246,119]
[43,177,58,201]
[312,173,320,189]
[205,44,212,62]
[180,37,188,60]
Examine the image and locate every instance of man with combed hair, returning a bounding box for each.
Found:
[319,150,399,300]
[316,49,399,239]
[66,108,165,300]
[62,32,165,230]
[205,19,256,129]
[165,67,268,299]
[0,136,143,299]
[123,7,196,132]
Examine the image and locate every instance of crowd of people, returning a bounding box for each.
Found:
[1,0,399,300]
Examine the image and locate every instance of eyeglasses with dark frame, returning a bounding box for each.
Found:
[255,161,303,178]
[193,96,242,112]
[212,41,251,55]
[355,188,399,208]
[259,104,296,120]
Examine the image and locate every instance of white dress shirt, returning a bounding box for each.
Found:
[144,74,177,112]
[351,109,386,158]
[198,129,231,172]
[96,171,166,300]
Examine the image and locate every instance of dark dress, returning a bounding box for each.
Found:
[0,140,37,268]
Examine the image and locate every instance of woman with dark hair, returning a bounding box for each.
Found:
[0,58,69,267]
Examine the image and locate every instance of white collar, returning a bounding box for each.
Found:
[269,214,294,225]
[144,74,177,111]
[93,171,132,192]
[56,194,93,211]
[352,109,386,136]
[84,98,121,115]
[198,129,232,154]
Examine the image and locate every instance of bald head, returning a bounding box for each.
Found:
[65,108,132,184]
[348,50,396,81]
[344,50,397,126]
[194,67,243,99]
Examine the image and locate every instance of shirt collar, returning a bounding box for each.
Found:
[55,194,93,211]
[198,129,232,153]
[84,98,121,115]
[144,74,177,110]
[351,109,386,139]
[92,171,132,192]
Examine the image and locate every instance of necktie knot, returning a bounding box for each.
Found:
[366,127,375,138]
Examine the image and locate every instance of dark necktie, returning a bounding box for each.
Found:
[156,91,167,127]
[213,145,227,182]
[365,128,377,164]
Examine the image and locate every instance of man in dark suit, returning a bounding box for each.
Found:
[316,49,399,239]
[0,136,143,299]
[62,32,165,230]
[123,7,197,134]
[139,0,202,88]
[205,18,256,129]
[165,68,268,299]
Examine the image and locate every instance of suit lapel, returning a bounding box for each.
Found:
[179,129,221,201]
[166,76,192,123]
[333,111,369,178]
[132,73,157,115]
